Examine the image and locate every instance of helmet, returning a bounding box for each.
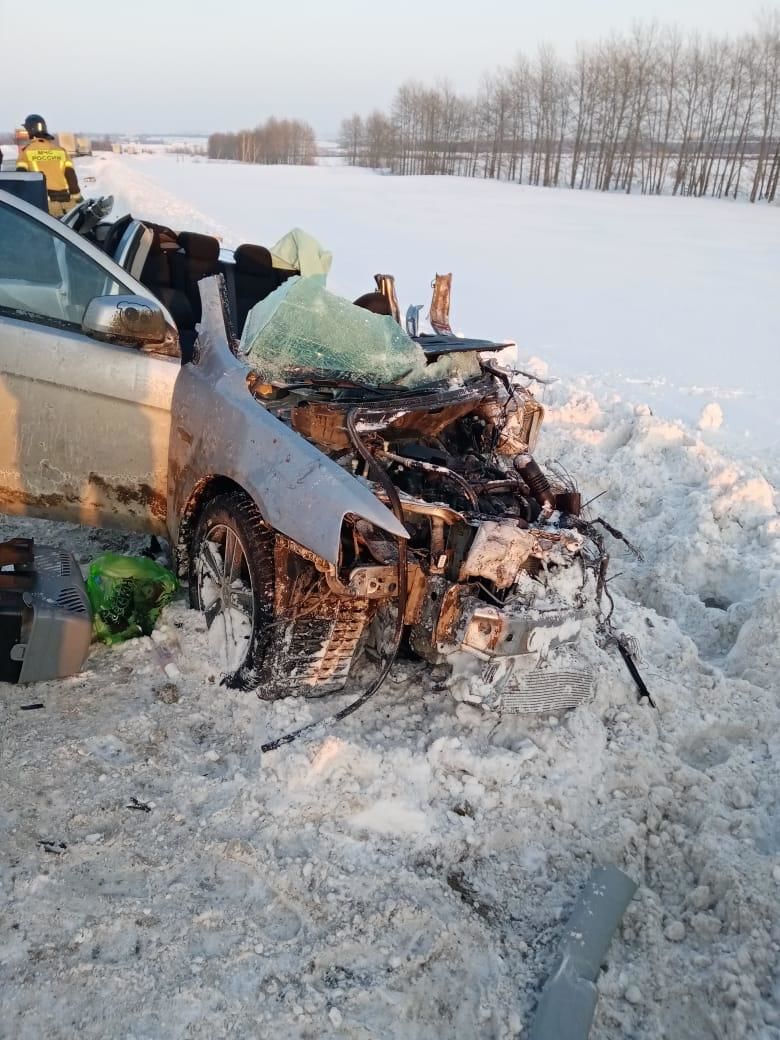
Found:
[24,114,51,138]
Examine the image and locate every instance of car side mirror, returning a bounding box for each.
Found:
[82,295,169,348]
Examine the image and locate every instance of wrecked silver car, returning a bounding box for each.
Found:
[0,188,606,713]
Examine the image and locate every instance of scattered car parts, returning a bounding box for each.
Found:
[0,538,92,683]
[529,865,638,1040]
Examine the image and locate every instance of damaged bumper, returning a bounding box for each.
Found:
[404,521,595,713]
[326,516,597,714]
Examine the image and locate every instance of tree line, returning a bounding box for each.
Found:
[339,17,780,202]
[208,118,316,165]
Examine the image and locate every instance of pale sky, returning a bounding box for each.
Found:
[0,0,769,136]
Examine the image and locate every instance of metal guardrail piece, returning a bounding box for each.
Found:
[529,865,638,1040]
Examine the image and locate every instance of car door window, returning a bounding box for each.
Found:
[0,201,132,327]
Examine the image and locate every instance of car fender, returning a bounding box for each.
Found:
[168,277,408,566]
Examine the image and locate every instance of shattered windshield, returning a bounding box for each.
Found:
[238,276,480,389]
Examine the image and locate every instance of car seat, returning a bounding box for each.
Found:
[172,232,221,325]
[233,244,296,334]
[139,225,195,354]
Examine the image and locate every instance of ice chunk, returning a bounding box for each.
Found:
[698,402,723,430]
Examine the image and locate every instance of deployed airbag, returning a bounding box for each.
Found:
[269,227,333,278]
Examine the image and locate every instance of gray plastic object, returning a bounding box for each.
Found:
[528,865,638,1040]
[10,546,93,683]
[0,172,48,212]
[405,303,423,338]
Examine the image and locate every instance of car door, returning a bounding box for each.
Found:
[0,191,179,536]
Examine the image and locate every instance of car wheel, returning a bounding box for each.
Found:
[189,491,277,692]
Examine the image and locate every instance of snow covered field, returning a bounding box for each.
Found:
[89,152,780,452]
[1,156,778,1039]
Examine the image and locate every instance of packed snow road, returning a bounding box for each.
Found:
[0,156,778,1040]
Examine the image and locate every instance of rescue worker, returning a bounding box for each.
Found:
[16,114,83,217]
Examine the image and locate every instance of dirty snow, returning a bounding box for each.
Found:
[1,155,779,1040]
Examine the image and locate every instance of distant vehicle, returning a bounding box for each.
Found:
[56,132,77,156]
[55,133,92,157]
[0,187,601,712]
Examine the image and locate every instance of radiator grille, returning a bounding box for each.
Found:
[501,669,594,714]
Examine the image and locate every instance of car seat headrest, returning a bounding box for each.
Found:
[234,243,274,272]
[353,291,393,316]
[178,231,220,263]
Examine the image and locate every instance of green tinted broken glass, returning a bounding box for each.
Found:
[239,277,479,388]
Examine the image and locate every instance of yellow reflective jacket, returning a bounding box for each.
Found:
[16,137,82,205]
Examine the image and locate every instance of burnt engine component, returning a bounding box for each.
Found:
[514,453,556,513]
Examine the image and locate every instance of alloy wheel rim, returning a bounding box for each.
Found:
[196,524,255,674]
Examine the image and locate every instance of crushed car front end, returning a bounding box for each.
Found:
[173,276,605,713]
[245,353,602,714]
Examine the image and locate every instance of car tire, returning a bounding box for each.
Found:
[189,490,279,694]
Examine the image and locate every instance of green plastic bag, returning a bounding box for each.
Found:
[86,554,178,645]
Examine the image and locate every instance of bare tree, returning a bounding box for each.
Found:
[336,17,780,204]
[750,13,780,201]
[339,114,364,166]
[208,118,316,166]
